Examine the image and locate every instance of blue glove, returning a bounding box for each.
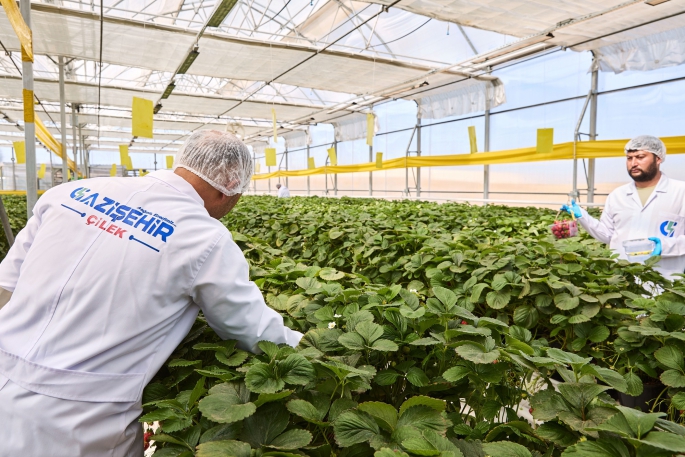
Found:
[648,237,662,256]
[560,199,583,219]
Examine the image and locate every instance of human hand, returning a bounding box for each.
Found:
[648,237,662,256]
[560,199,582,218]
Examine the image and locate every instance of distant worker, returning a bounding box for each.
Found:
[276,182,290,198]
[0,130,302,456]
[561,135,685,279]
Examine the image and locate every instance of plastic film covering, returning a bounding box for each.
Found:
[409,78,505,120]
[331,113,378,143]
[625,135,667,162]
[281,130,310,149]
[175,130,254,196]
[593,26,685,74]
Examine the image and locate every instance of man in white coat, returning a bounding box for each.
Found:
[0,130,302,456]
[276,182,290,197]
[561,135,685,280]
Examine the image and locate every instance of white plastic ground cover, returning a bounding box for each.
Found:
[330,112,378,142]
[408,77,505,120]
[0,76,326,121]
[593,25,685,73]
[281,130,311,149]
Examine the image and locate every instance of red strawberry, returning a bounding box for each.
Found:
[529,408,534,414]
[461,320,467,325]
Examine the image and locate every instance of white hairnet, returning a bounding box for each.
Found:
[625,135,666,163]
[174,130,253,196]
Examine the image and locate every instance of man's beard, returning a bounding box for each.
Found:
[628,158,659,183]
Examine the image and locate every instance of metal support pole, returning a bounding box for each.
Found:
[11,148,16,190]
[333,141,337,196]
[71,105,78,181]
[252,151,257,193]
[416,114,421,198]
[588,56,599,203]
[78,123,84,177]
[368,144,373,196]
[483,100,491,202]
[306,143,310,196]
[58,56,69,185]
[154,153,157,171]
[21,0,37,217]
[285,147,289,189]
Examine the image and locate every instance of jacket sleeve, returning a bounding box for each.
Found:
[0,204,44,292]
[190,233,303,353]
[577,198,615,245]
[659,236,685,258]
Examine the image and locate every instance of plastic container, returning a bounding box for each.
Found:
[623,238,656,264]
[549,220,579,240]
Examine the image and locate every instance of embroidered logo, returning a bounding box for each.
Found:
[660,220,678,238]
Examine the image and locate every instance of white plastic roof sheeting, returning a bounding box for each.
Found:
[281,130,311,149]
[408,77,505,120]
[330,112,378,143]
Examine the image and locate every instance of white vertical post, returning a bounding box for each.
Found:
[483,97,491,203]
[71,105,78,181]
[306,143,310,196]
[368,144,373,196]
[416,114,421,198]
[20,0,37,216]
[333,140,338,196]
[284,147,289,189]
[588,56,599,203]
[58,56,69,185]
[78,123,84,177]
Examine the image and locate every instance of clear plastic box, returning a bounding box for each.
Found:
[549,220,579,240]
[622,238,656,264]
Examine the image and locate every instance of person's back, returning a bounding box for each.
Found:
[0,132,300,456]
[277,184,290,198]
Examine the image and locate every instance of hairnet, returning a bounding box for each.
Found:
[624,135,666,163]
[174,130,253,196]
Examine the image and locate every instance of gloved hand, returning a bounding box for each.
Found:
[560,199,583,219]
[648,237,662,256]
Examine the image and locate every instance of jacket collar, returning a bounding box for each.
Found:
[625,172,669,195]
[147,170,205,206]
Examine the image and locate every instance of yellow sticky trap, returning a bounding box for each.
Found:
[166,155,174,169]
[376,152,383,169]
[110,164,117,177]
[0,0,33,61]
[272,108,277,143]
[327,147,337,166]
[265,148,277,167]
[23,89,34,123]
[37,163,46,180]
[255,162,261,173]
[119,145,132,170]
[537,128,554,154]
[366,113,374,147]
[308,157,315,169]
[468,126,478,154]
[13,141,25,164]
[132,97,154,138]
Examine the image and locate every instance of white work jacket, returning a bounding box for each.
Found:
[0,170,301,456]
[278,186,291,198]
[578,174,685,280]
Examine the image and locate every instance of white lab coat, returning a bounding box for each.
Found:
[277,185,290,198]
[0,170,302,457]
[578,174,685,279]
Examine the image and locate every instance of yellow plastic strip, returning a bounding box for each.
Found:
[0,0,32,62]
[22,89,34,123]
[308,157,315,169]
[132,97,154,138]
[37,163,46,180]
[376,152,383,169]
[110,164,117,177]
[35,116,78,173]
[366,113,374,147]
[536,128,554,154]
[255,162,261,173]
[166,155,174,169]
[327,147,337,166]
[468,126,478,154]
[119,145,132,170]
[265,148,277,167]
[13,141,25,164]
[250,135,685,180]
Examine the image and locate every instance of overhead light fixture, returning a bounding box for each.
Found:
[153,103,162,114]
[177,48,200,74]
[645,0,670,4]
[471,33,554,64]
[207,0,239,27]
[161,82,176,99]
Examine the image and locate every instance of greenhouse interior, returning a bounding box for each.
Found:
[2,0,685,456]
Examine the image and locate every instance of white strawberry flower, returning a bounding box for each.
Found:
[328,322,336,329]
